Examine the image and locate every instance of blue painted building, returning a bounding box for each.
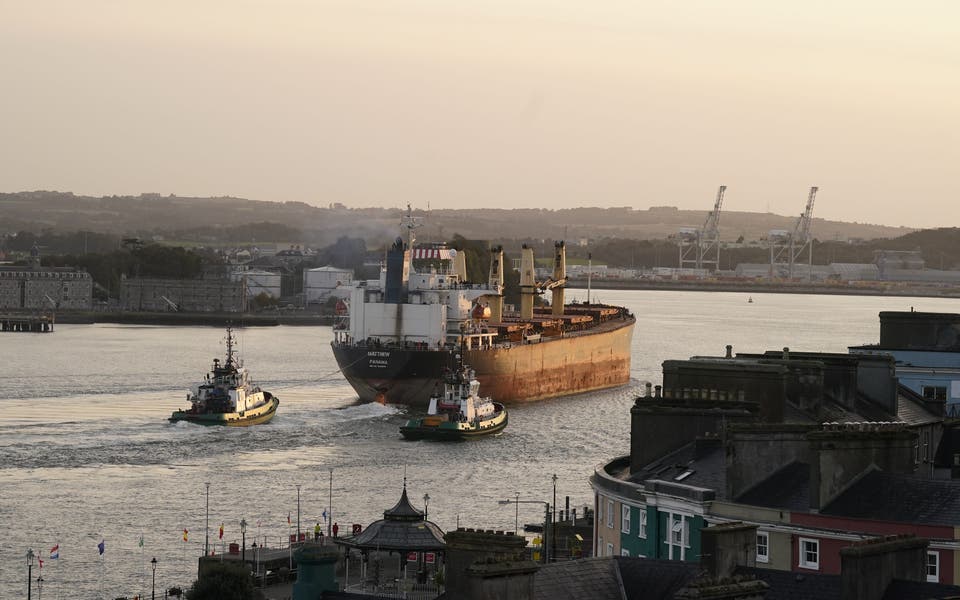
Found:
[850,311,960,417]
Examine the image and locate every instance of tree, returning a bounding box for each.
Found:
[186,561,255,600]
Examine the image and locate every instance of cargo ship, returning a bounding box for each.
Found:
[331,208,635,406]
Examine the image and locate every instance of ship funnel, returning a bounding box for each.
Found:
[552,241,566,317]
[453,248,467,282]
[488,246,504,325]
[385,236,410,304]
[520,245,535,321]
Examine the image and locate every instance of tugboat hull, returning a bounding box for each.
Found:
[170,396,279,427]
[400,406,508,441]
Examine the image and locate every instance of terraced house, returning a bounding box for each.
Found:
[591,328,960,583]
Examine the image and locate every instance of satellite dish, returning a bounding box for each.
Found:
[449,249,457,258]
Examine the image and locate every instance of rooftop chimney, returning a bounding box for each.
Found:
[840,535,928,600]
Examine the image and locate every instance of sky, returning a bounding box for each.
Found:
[1,1,957,228]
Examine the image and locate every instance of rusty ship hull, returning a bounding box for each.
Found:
[332,311,634,406]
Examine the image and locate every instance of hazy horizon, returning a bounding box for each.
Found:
[2,1,957,229]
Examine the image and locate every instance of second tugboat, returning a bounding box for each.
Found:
[400,363,507,440]
[169,326,279,426]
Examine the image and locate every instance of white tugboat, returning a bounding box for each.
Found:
[400,363,507,440]
[169,326,279,426]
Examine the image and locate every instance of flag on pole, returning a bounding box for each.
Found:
[138,534,144,548]
[50,544,60,560]
[98,540,105,555]
[183,529,189,542]
[38,558,44,569]
[287,513,291,526]
[322,509,328,523]
[219,523,224,540]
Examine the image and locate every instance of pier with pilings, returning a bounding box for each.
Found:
[0,314,55,332]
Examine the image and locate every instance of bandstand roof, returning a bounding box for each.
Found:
[335,484,446,552]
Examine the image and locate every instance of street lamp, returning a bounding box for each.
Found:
[151,557,157,600]
[498,499,550,563]
[423,493,430,520]
[26,549,34,600]
[205,482,211,557]
[240,518,248,565]
[296,484,302,543]
[514,492,520,533]
[552,474,558,563]
[328,469,334,537]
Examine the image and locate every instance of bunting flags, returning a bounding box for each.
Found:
[50,544,60,560]
[98,540,105,555]
[182,529,189,542]
[219,523,224,540]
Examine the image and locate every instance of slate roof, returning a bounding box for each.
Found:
[822,470,960,526]
[735,566,840,600]
[615,557,702,600]
[735,567,960,600]
[532,557,701,600]
[734,462,810,511]
[384,486,426,521]
[897,386,943,426]
[883,579,960,600]
[628,441,728,500]
[533,557,624,600]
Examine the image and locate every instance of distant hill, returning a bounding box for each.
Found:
[0,191,912,246]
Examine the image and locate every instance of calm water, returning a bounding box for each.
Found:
[2,289,957,598]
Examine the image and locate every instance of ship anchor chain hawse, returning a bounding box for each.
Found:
[331,206,636,406]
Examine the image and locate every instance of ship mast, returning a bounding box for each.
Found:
[400,203,423,276]
[401,203,423,251]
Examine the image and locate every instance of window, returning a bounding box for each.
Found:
[927,551,939,583]
[756,531,769,563]
[799,538,819,570]
[922,385,948,401]
[671,514,684,545]
[622,505,631,534]
[664,512,689,560]
[639,510,647,539]
[621,548,630,557]
[607,499,614,528]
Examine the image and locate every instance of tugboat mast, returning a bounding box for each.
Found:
[224,325,237,369]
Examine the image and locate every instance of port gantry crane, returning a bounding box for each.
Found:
[678,185,726,272]
[768,186,818,280]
